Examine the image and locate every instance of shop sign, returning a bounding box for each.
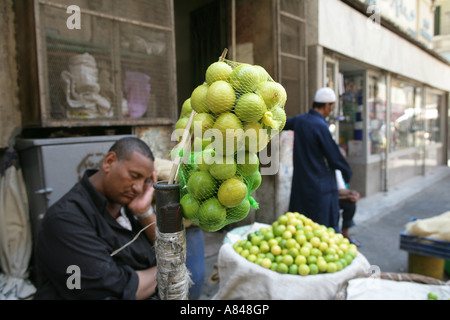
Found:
[358,0,434,47]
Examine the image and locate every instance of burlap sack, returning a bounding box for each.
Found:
[213,243,371,300]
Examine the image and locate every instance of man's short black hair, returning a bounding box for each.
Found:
[312,101,327,109]
[109,137,155,162]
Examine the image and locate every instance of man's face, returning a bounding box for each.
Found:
[103,151,154,206]
[324,102,336,118]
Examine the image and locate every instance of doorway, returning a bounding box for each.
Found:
[174,0,229,115]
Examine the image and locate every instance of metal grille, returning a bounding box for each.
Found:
[37,0,176,126]
[278,0,307,116]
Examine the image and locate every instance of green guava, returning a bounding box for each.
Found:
[256,81,287,110]
[229,64,268,94]
[227,197,251,222]
[209,157,237,180]
[191,84,209,113]
[234,93,267,123]
[187,171,217,201]
[247,170,262,194]
[206,61,233,85]
[194,149,215,171]
[263,106,287,134]
[217,178,248,208]
[198,197,227,232]
[180,98,193,118]
[236,151,259,176]
[243,122,270,152]
[180,193,200,222]
[212,112,244,156]
[191,112,215,135]
[207,80,236,114]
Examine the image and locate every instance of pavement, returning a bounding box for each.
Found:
[196,166,450,300]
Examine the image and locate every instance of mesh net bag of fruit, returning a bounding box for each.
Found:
[172,54,287,232]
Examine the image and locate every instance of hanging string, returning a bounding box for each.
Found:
[110,222,155,257]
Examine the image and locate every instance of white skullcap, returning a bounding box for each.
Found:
[314,87,337,103]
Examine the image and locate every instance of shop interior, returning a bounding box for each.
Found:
[328,57,446,196]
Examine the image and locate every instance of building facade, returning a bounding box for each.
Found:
[301,0,449,202]
[434,0,450,62]
[175,0,450,221]
[1,0,449,226]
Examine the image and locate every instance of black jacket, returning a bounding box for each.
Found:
[34,170,156,300]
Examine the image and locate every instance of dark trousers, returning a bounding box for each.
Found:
[340,200,356,230]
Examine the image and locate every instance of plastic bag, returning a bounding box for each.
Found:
[405,211,450,242]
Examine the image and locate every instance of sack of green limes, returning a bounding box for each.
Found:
[173,58,287,232]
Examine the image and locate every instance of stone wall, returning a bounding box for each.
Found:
[0,0,21,149]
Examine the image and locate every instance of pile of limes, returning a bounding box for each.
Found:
[232,212,358,276]
[176,59,287,232]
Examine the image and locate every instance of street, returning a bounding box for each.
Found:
[199,167,450,299]
[352,175,450,277]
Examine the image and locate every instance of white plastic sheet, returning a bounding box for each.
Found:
[345,278,450,300]
[0,151,36,299]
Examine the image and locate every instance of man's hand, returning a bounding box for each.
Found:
[128,170,157,217]
[339,189,360,203]
[128,170,158,244]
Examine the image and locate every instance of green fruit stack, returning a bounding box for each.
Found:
[174,58,287,232]
[233,212,359,276]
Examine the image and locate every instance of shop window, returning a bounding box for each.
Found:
[325,61,336,91]
[340,73,364,157]
[390,79,423,152]
[424,91,443,145]
[324,60,340,141]
[368,74,387,155]
[423,90,444,171]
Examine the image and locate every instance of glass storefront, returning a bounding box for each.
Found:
[368,74,387,155]
[340,73,364,157]
[386,78,424,188]
[390,79,424,152]
[325,59,339,141]
[424,90,445,171]
[425,91,443,145]
[326,58,447,196]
